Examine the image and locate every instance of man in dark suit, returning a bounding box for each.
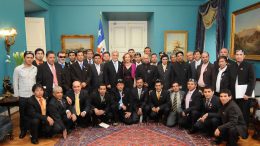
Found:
[213,89,248,146]
[136,54,158,91]
[190,50,202,79]
[90,84,115,126]
[197,52,214,90]
[149,80,171,124]
[157,54,173,90]
[57,51,71,93]
[32,48,45,67]
[84,49,94,64]
[48,86,76,139]
[70,50,92,92]
[172,51,191,91]
[103,51,123,90]
[36,51,63,99]
[90,54,104,93]
[178,79,203,132]
[192,86,221,136]
[111,79,138,125]
[229,49,256,126]
[66,81,91,127]
[213,48,235,72]
[212,56,231,96]
[130,78,150,123]
[27,84,54,144]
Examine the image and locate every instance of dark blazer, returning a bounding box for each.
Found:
[212,66,231,93]
[218,100,248,139]
[213,58,236,72]
[47,96,72,130]
[58,62,71,93]
[203,95,221,118]
[70,61,92,88]
[90,92,114,114]
[130,87,149,111]
[229,61,256,98]
[111,88,132,112]
[157,63,173,90]
[135,63,158,90]
[27,95,48,122]
[90,63,104,92]
[65,90,91,115]
[36,62,63,98]
[103,60,123,88]
[149,90,171,110]
[190,60,202,79]
[172,61,191,91]
[197,62,215,87]
[181,89,203,114]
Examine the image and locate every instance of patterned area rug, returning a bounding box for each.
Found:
[55,123,213,146]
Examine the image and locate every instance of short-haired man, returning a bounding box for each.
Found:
[32,48,45,67]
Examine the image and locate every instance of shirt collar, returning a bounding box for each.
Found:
[188,89,196,94]
[219,65,227,72]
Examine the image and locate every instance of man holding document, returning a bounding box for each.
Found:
[230,49,256,126]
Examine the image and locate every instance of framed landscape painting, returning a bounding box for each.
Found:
[61,35,94,52]
[231,2,260,60]
[164,30,188,57]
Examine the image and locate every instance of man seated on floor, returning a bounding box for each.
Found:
[130,77,150,123]
[27,84,54,144]
[90,84,115,126]
[178,79,203,133]
[48,86,76,139]
[213,89,248,146]
[66,81,91,127]
[191,86,221,136]
[149,79,171,125]
[111,79,138,125]
[166,82,185,127]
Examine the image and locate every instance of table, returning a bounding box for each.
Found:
[0,96,19,117]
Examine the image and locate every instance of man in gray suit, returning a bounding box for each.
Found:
[166,82,185,127]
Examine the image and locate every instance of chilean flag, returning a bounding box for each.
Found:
[97,18,107,55]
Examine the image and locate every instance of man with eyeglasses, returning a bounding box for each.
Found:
[13,51,37,139]
[57,51,70,93]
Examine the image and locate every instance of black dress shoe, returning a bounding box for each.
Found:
[19,131,26,139]
[211,138,222,145]
[31,139,39,144]
[188,128,197,134]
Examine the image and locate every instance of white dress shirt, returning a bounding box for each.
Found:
[198,62,209,87]
[95,63,101,75]
[185,89,195,109]
[195,59,201,69]
[216,66,227,92]
[113,60,118,73]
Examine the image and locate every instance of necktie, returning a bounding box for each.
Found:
[51,65,58,86]
[101,96,104,102]
[59,100,64,108]
[75,93,81,116]
[172,93,177,112]
[39,98,46,115]
[156,92,160,100]
[80,63,83,70]
[119,92,123,109]
[205,99,210,108]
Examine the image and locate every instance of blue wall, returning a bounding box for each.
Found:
[225,0,260,78]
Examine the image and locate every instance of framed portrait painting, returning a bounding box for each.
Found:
[164,30,188,56]
[61,35,94,52]
[231,2,260,60]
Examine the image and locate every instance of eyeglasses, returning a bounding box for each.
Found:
[59,56,66,58]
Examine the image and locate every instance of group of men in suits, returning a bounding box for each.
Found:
[13,47,256,145]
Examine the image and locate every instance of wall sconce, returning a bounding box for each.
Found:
[0,28,17,55]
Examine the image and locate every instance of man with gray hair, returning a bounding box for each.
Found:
[186,51,194,63]
[48,86,76,139]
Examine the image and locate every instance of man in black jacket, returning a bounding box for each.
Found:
[48,86,76,139]
[90,54,104,93]
[149,80,171,124]
[178,79,203,132]
[213,89,248,146]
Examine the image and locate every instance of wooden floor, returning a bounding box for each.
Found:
[1,112,260,146]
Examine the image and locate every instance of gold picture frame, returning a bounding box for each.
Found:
[61,35,94,52]
[230,2,260,60]
[164,30,188,57]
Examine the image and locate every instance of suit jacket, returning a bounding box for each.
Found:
[111,88,132,112]
[149,90,171,110]
[197,62,215,87]
[47,96,72,130]
[70,61,92,88]
[90,63,104,92]
[36,62,63,98]
[58,62,71,93]
[66,90,91,115]
[130,87,149,111]
[135,63,158,90]
[181,89,203,114]
[172,61,191,91]
[27,95,48,122]
[229,61,256,98]
[190,60,202,79]
[157,63,173,90]
[213,58,235,72]
[212,66,231,93]
[218,100,248,139]
[103,60,123,88]
[203,95,221,118]
[90,92,114,114]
